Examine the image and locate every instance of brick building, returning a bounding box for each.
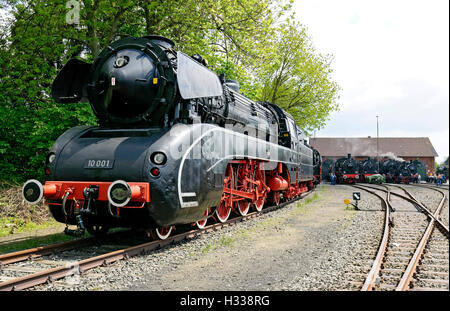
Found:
[309,137,438,174]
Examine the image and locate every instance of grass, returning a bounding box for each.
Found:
[199,189,323,255]
[0,216,87,255]
[201,236,234,254]
[0,217,62,238]
[0,230,84,254]
[0,182,74,253]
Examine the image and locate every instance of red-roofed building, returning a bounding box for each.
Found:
[309,137,438,174]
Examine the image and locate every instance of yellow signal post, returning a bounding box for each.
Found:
[344,198,351,209]
[344,197,359,210]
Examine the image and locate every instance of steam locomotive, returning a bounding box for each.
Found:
[358,157,379,182]
[22,35,320,239]
[312,148,322,185]
[380,159,418,184]
[334,154,359,184]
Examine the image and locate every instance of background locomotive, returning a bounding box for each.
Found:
[334,154,359,184]
[380,159,398,183]
[22,35,321,239]
[312,148,322,185]
[358,157,379,182]
[321,159,334,182]
[380,159,418,184]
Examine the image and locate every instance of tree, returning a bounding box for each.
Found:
[0,1,97,182]
[252,19,340,134]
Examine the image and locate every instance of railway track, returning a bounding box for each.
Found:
[352,183,448,291]
[0,190,315,291]
[0,229,136,266]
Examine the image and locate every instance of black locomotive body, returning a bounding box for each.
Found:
[321,159,334,181]
[380,159,397,183]
[380,159,416,184]
[22,36,319,238]
[358,157,379,182]
[397,161,413,184]
[312,148,322,185]
[334,154,359,184]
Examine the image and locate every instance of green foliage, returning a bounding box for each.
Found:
[0,1,97,181]
[0,216,60,238]
[0,228,79,254]
[252,19,341,134]
[0,0,339,182]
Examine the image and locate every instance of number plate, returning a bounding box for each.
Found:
[84,159,114,169]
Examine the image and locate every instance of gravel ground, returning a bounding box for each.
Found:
[403,185,449,226]
[32,184,385,291]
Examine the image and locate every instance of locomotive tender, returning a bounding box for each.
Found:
[22,35,320,239]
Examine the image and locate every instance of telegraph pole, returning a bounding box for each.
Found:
[376,115,379,172]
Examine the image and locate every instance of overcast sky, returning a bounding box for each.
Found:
[294,0,449,163]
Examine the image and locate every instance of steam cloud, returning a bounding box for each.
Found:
[380,152,404,162]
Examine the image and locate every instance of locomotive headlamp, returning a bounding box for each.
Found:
[47,153,56,164]
[151,152,167,165]
[114,56,129,68]
[108,180,132,207]
[22,179,44,204]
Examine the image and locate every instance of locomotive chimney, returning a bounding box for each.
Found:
[347,153,351,159]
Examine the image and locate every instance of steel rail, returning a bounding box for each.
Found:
[387,184,449,235]
[0,229,134,266]
[0,238,94,266]
[357,184,420,210]
[396,188,447,291]
[357,184,394,211]
[360,184,448,234]
[0,189,315,291]
[355,183,448,291]
[351,184,391,291]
